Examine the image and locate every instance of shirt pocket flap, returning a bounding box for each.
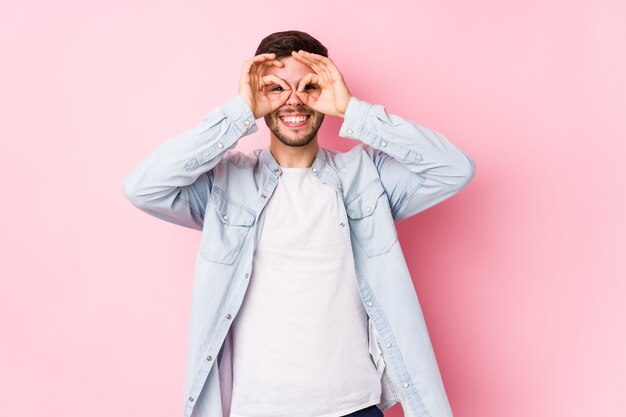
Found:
[211,189,256,226]
[346,181,386,219]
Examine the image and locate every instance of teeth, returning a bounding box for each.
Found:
[281,116,308,123]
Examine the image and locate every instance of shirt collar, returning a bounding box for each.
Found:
[260,145,328,178]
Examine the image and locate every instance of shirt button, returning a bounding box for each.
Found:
[368,301,373,307]
[340,222,345,228]
[207,355,213,361]
[381,141,387,147]
[312,167,318,173]
[188,396,194,402]
[222,214,229,221]
[347,129,353,135]
[337,184,342,190]
[244,119,251,126]
[226,314,232,319]
[365,206,371,212]
[245,273,249,278]
[386,342,392,348]
[403,382,409,388]
[261,194,267,199]
[217,142,224,149]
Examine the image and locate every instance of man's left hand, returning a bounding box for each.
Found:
[291,50,352,118]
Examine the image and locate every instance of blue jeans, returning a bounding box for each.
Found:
[342,404,384,417]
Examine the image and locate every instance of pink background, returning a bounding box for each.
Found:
[1,1,624,416]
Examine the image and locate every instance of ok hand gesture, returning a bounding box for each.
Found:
[239,53,291,119]
[291,50,352,118]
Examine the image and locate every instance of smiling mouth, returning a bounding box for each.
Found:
[279,114,311,128]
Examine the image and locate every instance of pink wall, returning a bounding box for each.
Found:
[1,1,624,416]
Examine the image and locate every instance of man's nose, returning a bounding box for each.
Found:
[285,88,303,106]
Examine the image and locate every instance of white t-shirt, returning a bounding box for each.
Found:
[229,166,381,417]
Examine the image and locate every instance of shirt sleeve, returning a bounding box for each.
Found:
[339,96,475,222]
[122,95,258,230]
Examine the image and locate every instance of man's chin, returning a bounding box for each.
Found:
[274,132,316,147]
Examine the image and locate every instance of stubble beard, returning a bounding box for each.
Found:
[265,111,325,147]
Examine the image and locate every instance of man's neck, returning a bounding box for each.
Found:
[269,137,319,168]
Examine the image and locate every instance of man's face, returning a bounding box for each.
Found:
[262,56,324,147]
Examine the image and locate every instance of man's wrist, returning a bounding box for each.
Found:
[338,96,372,140]
[222,95,258,134]
[237,94,257,118]
[337,95,352,118]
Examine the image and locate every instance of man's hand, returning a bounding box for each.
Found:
[291,50,352,118]
[239,53,291,119]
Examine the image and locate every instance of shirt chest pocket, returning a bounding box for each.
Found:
[199,188,256,265]
[346,181,398,257]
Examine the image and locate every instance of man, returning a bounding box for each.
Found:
[123,30,475,417]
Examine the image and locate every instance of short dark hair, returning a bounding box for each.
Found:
[255,30,328,58]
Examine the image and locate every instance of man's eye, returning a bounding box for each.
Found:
[271,85,284,92]
[304,84,316,90]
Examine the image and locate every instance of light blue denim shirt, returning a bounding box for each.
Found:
[123,94,475,417]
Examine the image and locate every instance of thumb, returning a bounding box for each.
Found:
[275,91,291,108]
[270,91,291,110]
[295,91,314,107]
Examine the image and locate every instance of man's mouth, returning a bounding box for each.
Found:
[279,113,311,128]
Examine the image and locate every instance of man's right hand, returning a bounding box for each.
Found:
[239,53,290,119]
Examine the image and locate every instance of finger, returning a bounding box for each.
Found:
[244,53,276,72]
[260,58,284,68]
[253,59,284,80]
[242,58,270,86]
[250,61,276,85]
[293,52,331,79]
[265,88,291,112]
[241,59,257,81]
[253,60,267,79]
[261,74,290,91]
[297,73,319,92]
[291,51,318,68]
[293,58,327,84]
[295,59,331,88]
[297,50,332,64]
[245,54,281,75]
[273,90,292,108]
[295,91,314,107]
[296,50,342,79]
[251,58,282,72]
[295,50,329,64]
[251,53,276,62]
[291,51,323,71]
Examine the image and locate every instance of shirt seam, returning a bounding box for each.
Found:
[391,173,426,218]
[175,195,204,220]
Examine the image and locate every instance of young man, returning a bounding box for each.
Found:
[123,30,475,417]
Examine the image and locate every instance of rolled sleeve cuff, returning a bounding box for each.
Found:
[220,95,258,137]
[339,96,372,141]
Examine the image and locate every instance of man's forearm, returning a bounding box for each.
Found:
[340,96,475,187]
[122,95,257,229]
[339,96,475,221]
